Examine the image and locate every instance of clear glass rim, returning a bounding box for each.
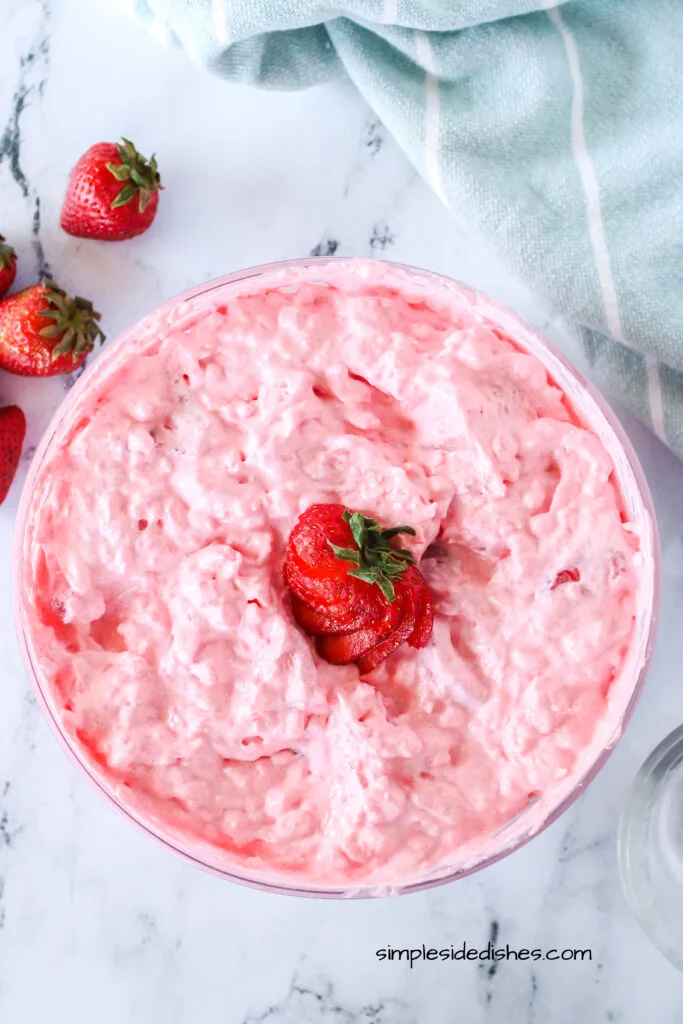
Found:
[617,725,683,970]
[12,256,661,898]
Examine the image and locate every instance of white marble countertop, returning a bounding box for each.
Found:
[2,1,683,1020]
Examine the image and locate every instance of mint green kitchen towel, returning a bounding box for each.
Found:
[123,0,683,454]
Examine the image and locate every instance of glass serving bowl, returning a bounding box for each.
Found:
[12,258,660,898]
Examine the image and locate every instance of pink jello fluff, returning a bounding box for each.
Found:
[16,260,655,890]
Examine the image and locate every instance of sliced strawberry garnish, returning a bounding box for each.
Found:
[285,555,364,610]
[287,565,393,631]
[284,554,337,604]
[291,597,367,636]
[357,631,405,674]
[407,582,434,650]
[288,503,354,579]
[283,503,434,672]
[291,597,345,636]
[357,594,417,674]
[317,629,384,665]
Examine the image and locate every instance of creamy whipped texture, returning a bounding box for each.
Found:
[21,261,643,886]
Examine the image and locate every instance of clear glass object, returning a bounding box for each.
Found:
[618,727,683,969]
[12,258,660,897]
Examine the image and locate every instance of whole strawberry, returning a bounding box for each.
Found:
[0,280,104,376]
[61,138,162,241]
[0,405,26,504]
[0,235,17,299]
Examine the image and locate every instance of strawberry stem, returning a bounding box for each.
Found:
[328,509,417,603]
[37,280,105,362]
[106,137,162,213]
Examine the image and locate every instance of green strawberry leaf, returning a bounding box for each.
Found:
[107,138,163,211]
[328,543,361,564]
[331,508,418,604]
[111,183,138,208]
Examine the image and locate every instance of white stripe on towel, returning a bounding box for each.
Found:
[548,6,666,442]
[645,353,667,442]
[211,0,231,47]
[382,0,398,23]
[414,31,447,205]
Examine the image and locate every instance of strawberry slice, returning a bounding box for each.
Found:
[407,583,434,649]
[317,629,384,665]
[291,597,368,636]
[357,632,405,674]
[285,554,363,609]
[291,597,346,636]
[288,503,354,579]
[291,590,402,637]
[287,567,392,629]
[357,594,417,674]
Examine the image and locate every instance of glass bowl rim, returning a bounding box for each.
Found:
[12,256,661,898]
